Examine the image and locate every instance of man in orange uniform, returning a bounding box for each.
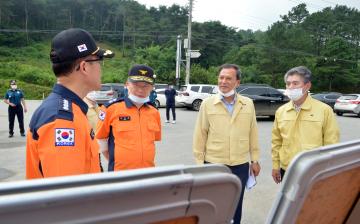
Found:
[96,65,161,171]
[26,28,114,179]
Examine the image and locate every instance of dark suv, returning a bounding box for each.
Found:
[236,84,289,118]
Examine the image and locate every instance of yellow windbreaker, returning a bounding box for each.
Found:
[193,94,260,166]
[272,95,340,170]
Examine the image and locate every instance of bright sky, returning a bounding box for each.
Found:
[136,0,360,31]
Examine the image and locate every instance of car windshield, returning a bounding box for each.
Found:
[100,85,111,91]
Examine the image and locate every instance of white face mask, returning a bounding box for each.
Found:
[11,85,17,90]
[218,89,235,97]
[128,94,149,104]
[285,88,304,101]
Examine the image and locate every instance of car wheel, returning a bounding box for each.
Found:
[155,100,160,108]
[336,112,343,116]
[192,99,202,111]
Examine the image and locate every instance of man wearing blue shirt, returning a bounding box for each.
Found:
[4,80,27,137]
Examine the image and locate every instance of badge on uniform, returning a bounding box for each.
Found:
[55,128,75,146]
[119,116,131,121]
[99,110,106,121]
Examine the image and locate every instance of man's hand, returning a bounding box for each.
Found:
[250,162,261,176]
[9,103,16,107]
[272,169,282,184]
[24,107,28,113]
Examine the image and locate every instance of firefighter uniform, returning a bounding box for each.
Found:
[96,96,162,171]
[26,84,101,179]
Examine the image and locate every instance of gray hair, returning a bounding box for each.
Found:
[219,64,241,80]
[284,66,312,83]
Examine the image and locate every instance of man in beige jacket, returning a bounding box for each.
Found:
[193,64,261,224]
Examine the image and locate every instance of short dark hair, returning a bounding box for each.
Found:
[51,60,78,77]
[218,64,241,80]
[284,66,312,83]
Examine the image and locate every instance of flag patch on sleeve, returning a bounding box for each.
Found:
[55,128,75,146]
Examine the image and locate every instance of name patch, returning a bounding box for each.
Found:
[119,116,131,121]
[55,128,75,146]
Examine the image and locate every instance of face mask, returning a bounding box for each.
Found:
[128,94,149,104]
[11,85,17,90]
[285,88,304,101]
[218,89,235,97]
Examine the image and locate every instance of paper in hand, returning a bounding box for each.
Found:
[246,169,257,190]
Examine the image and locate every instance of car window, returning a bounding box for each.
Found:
[339,95,358,100]
[268,88,283,98]
[190,86,200,92]
[100,85,111,91]
[240,87,268,96]
[157,90,165,94]
[325,94,341,99]
[155,84,168,89]
[201,86,214,93]
[179,86,187,91]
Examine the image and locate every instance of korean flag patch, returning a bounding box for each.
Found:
[99,110,106,121]
[77,44,88,52]
[55,128,75,146]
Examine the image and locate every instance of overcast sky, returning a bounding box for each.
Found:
[136,0,360,31]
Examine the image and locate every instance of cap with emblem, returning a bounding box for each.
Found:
[128,64,156,84]
[50,28,114,63]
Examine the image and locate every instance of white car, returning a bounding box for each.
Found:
[154,89,182,108]
[334,94,360,117]
[177,84,217,111]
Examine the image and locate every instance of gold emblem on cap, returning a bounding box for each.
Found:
[139,70,148,75]
[104,50,113,55]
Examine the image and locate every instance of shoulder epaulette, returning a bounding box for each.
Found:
[56,97,73,121]
[104,97,124,108]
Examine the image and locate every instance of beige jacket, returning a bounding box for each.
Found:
[271,95,340,170]
[193,94,260,166]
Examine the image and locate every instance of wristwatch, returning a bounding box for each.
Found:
[251,161,258,164]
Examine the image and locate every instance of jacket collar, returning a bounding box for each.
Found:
[285,94,312,112]
[52,84,88,115]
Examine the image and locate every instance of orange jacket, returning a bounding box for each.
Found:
[26,84,100,179]
[96,97,161,171]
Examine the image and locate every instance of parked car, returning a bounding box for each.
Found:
[236,84,289,118]
[93,83,124,105]
[177,84,217,111]
[312,92,342,109]
[334,94,360,117]
[154,83,169,90]
[154,89,182,108]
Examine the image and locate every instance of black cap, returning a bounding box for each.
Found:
[50,28,114,63]
[10,80,16,85]
[128,65,156,84]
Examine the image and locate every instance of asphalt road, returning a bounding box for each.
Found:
[0,100,359,223]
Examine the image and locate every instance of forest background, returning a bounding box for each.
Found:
[0,0,359,98]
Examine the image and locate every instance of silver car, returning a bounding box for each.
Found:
[334,94,360,117]
[93,83,124,105]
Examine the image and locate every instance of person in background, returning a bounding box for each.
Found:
[96,64,161,171]
[26,28,114,179]
[271,66,339,183]
[193,64,261,224]
[83,91,104,171]
[164,84,177,124]
[4,80,27,138]
[149,87,158,108]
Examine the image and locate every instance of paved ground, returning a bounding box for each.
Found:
[1,100,359,223]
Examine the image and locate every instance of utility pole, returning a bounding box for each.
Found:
[175,35,182,88]
[185,0,193,85]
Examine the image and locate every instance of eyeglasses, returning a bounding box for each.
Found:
[76,58,103,71]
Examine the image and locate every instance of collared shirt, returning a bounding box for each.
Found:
[193,93,260,166]
[96,96,161,171]
[271,95,340,170]
[220,94,236,115]
[5,89,24,106]
[26,84,101,179]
